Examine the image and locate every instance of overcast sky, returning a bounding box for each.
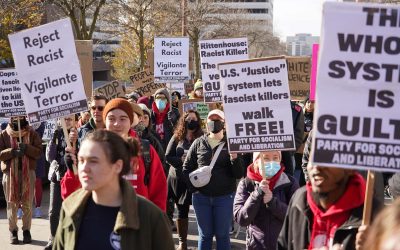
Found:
[274,0,335,40]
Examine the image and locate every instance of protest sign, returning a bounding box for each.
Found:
[154,37,189,82]
[311,2,400,172]
[200,38,248,103]
[310,44,319,101]
[180,100,210,120]
[75,40,93,98]
[0,69,26,117]
[167,82,185,97]
[94,80,125,100]
[8,18,87,123]
[127,69,166,96]
[42,119,57,141]
[219,57,295,153]
[286,56,311,100]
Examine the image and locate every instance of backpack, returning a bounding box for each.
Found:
[141,138,151,186]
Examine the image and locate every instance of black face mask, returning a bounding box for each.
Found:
[207,120,224,134]
[186,120,199,130]
[11,118,29,131]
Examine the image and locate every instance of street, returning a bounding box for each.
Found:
[0,185,246,250]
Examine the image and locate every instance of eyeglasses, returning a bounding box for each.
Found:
[91,106,104,111]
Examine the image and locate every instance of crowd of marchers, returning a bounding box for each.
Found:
[1,81,400,250]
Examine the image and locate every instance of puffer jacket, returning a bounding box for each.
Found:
[234,173,298,250]
[182,134,244,197]
[53,180,175,250]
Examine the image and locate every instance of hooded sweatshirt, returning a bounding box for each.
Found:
[306,173,366,249]
[152,88,170,141]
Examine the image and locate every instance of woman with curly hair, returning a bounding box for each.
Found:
[165,110,204,250]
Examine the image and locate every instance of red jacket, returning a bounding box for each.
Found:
[60,129,167,212]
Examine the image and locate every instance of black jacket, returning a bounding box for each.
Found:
[151,107,180,151]
[77,118,96,150]
[182,134,244,197]
[277,186,382,250]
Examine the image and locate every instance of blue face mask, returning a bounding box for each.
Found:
[155,99,167,110]
[264,161,281,179]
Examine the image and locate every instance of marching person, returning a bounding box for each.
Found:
[182,109,245,250]
[0,116,42,244]
[234,150,298,250]
[277,161,382,250]
[44,115,75,250]
[151,88,180,150]
[62,98,167,212]
[166,110,204,250]
[53,130,174,250]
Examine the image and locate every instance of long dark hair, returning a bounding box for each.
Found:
[174,110,203,142]
[82,130,140,178]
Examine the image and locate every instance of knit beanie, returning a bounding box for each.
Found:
[194,79,203,90]
[137,96,150,107]
[138,103,151,116]
[103,98,134,124]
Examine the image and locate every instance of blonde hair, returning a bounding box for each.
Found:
[363,198,400,250]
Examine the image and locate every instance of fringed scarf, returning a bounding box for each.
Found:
[6,125,30,204]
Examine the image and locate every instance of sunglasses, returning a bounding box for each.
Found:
[91,106,104,111]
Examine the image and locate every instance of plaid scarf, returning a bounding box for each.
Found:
[6,125,31,204]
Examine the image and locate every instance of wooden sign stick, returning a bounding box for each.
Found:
[362,170,375,226]
[60,117,77,174]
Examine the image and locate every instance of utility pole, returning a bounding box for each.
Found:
[181,0,187,36]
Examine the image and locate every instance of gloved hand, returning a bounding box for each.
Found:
[18,143,27,154]
[12,149,24,158]
[64,147,77,172]
[167,111,177,123]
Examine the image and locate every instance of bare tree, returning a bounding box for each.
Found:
[47,0,106,40]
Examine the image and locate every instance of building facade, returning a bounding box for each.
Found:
[286,33,319,56]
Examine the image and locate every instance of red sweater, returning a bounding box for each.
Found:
[60,130,167,212]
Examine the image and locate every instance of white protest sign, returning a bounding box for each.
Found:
[219,57,295,153]
[0,69,26,117]
[42,119,57,141]
[8,18,88,124]
[167,82,185,96]
[200,38,248,103]
[154,37,189,82]
[312,2,400,172]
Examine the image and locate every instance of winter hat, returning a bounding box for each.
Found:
[138,103,151,116]
[154,88,170,103]
[194,79,203,90]
[137,96,150,107]
[129,101,144,117]
[103,98,134,124]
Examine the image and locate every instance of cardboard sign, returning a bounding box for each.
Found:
[127,69,166,96]
[8,18,87,123]
[286,56,311,100]
[154,37,189,82]
[42,119,57,141]
[75,40,93,98]
[219,57,295,153]
[311,2,400,172]
[94,80,125,100]
[0,69,26,117]
[200,38,249,103]
[310,44,319,101]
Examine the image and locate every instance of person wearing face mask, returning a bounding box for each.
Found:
[0,116,42,245]
[165,110,204,250]
[182,109,245,250]
[151,88,180,151]
[189,79,204,100]
[233,151,299,250]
